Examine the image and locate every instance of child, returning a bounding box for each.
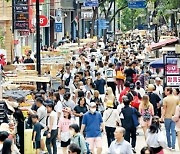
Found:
[31,114,42,154]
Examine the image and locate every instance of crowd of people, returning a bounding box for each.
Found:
[0,34,180,154]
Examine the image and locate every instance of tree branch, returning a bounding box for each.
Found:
[109,5,128,23]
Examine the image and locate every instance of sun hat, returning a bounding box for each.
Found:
[62,107,71,113]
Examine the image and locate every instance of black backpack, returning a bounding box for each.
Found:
[65,73,71,86]
[0,101,9,124]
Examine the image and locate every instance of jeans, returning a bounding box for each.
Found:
[164,119,176,149]
[46,129,58,154]
[124,128,136,148]
[105,126,116,147]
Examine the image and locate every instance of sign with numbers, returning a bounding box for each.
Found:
[166,76,180,86]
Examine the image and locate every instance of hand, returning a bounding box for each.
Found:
[32,139,35,142]
[160,117,164,122]
[57,134,61,141]
[47,132,51,138]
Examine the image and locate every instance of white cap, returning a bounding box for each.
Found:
[155,77,161,81]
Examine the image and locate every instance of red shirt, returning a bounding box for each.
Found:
[119,87,130,103]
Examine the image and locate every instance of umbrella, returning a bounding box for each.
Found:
[149,58,163,68]
[149,57,178,68]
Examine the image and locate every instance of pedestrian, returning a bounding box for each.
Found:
[104,87,115,108]
[146,116,167,154]
[139,95,154,136]
[73,97,88,126]
[135,81,145,98]
[118,81,130,103]
[63,92,76,111]
[80,102,105,154]
[172,103,180,150]
[68,143,81,154]
[94,72,106,101]
[105,63,116,95]
[147,84,161,116]
[35,97,46,152]
[58,107,72,154]
[53,92,63,120]
[103,100,121,147]
[31,114,42,154]
[108,127,133,154]
[90,90,105,115]
[69,124,87,154]
[121,96,141,153]
[161,87,179,151]
[124,62,136,83]
[45,103,58,154]
[140,147,154,154]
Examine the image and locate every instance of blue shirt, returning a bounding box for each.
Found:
[94,79,106,94]
[82,111,103,138]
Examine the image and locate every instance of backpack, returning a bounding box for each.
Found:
[143,108,151,122]
[65,73,71,86]
[0,101,9,124]
[78,135,91,154]
[129,92,141,109]
[116,70,125,80]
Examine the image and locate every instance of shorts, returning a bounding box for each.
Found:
[86,137,102,150]
[61,139,70,147]
[33,141,41,149]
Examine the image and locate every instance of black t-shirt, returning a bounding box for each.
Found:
[148,92,161,115]
[33,122,42,141]
[24,58,34,63]
[124,68,136,78]
[74,105,88,125]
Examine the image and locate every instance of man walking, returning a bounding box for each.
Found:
[161,87,179,151]
[80,102,105,154]
[108,127,133,154]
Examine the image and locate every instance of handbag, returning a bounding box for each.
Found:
[129,92,140,109]
[61,131,70,142]
[131,107,139,127]
[116,70,125,80]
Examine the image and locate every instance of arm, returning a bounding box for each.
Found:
[32,131,36,142]
[172,106,180,122]
[161,99,167,120]
[80,124,86,134]
[73,110,82,117]
[48,115,54,133]
[150,104,154,116]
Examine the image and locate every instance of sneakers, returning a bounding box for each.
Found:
[171,148,175,151]
[132,148,136,153]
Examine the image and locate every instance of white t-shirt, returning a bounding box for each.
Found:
[106,68,116,82]
[63,72,73,88]
[54,101,63,113]
[37,105,47,128]
[48,110,58,130]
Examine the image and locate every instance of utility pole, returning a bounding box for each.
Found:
[36,0,41,75]
[113,0,116,42]
[97,7,99,46]
[154,0,159,58]
[77,1,80,47]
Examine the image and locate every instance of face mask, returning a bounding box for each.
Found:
[69,130,75,136]
[90,108,96,114]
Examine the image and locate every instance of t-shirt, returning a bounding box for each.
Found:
[37,105,47,128]
[33,122,42,141]
[163,95,179,119]
[124,68,136,78]
[63,100,76,110]
[74,105,88,126]
[82,111,103,138]
[106,68,116,82]
[94,79,106,94]
[48,111,58,130]
[58,118,72,132]
[24,58,34,63]
[54,101,63,113]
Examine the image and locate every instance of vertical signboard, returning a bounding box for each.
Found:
[14,0,29,30]
[163,51,180,87]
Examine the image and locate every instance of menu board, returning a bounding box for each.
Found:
[14,0,29,30]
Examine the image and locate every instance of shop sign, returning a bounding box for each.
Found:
[166,76,180,86]
[32,0,45,3]
[166,64,180,75]
[15,22,29,30]
[15,13,29,21]
[81,12,93,19]
[15,5,29,12]
[39,15,48,27]
[15,0,29,5]
[19,30,30,36]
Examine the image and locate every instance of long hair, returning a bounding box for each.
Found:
[53,92,60,104]
[142,95,150,109]
[149,116,161,134]
[2,139,12,154]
